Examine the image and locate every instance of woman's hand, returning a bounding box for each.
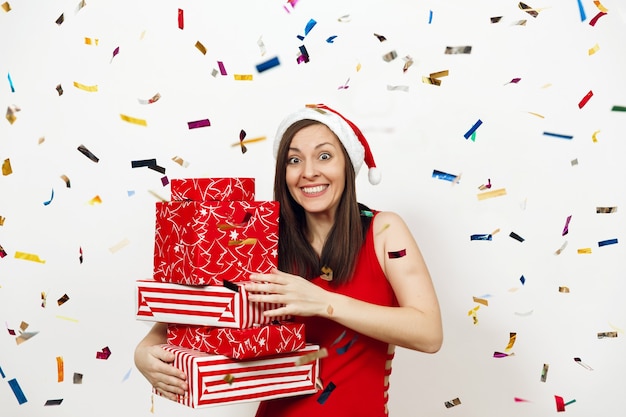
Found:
[134,343,188,401]
[246,269,334,318]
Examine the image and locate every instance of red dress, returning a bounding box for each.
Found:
[255,213,399,417]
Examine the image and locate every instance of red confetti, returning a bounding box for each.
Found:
[178,8,184,29]
[589,11,607,27]
[96,346,112,360]
[554,395,565,412]
[578,90,593,108]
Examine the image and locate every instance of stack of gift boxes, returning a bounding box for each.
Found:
[136,178,320,408]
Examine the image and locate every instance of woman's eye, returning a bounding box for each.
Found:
[319,152,331,160]
[287,156,300,164]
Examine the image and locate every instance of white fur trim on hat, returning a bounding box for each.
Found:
[273,104,381,184]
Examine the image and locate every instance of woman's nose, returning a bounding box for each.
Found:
[302,160,320,178]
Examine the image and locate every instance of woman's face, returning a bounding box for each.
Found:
[285,123,347,217]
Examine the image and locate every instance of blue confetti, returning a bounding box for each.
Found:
[464,119,482,140]
[432,169,459,182]
[598,238,618,247]
[317,381,336,404]
[543,131,573,140]
[470,234,492,241]
[7,72,15,92]
[8,378,27,405]
[256,56,280,73]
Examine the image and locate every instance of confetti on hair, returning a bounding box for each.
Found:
[2,158,12,175]
[596,206,617,213]
[73,81,98,92]
[297,18,317,40]
[540,363,549,382]
[464,119,482,140]
[187,119,211,129]
[6,104,20,124]
[195,40,207,55]
[56,13,64,25]
[598,238,618,247]
[56,356,64,382]
[444,397,461,408]
[177,8,184,29]
[588,43,600,55]
[562,215,572,236]
[8,378,27,404]
[589,11,607,26]
[138,92,160,105]
[387,249,407,259]
[320,266,333,281]
[77,144,99,163]
[234,74,253,81]
[15,251,45,263]
[2,2,11,12]
[256,56,280,73]
[577,248,592,254]
[96,346,112,360]
[43,189,54,206]
[477,188,507,201]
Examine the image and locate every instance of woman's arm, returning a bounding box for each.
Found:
[246,211,443,353]
[134,322,188,400]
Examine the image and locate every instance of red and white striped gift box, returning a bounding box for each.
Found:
[136,279,289,328]
[167,322,306,359]
[170,177,256,202]
[158,344,320,408]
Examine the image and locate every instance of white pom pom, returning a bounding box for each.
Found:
[368,167,382,185]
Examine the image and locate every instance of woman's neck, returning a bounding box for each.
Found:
[305,211,335,256]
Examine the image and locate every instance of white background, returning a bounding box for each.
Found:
[1,0,625,416]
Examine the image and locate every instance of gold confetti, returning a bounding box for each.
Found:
[527,111,545,118]
[592,130,600,142]
[195,40,207,55]
[473,296,488,306]
[445,397,461,408]
[594,1,608,12]
[15,251,46,263]
[477,188,507,201]
[73,81,98,92]
[109,238,130,253]
[84,37,99,46]
[60,174,71,188]
[504,332,517,352]
[55,315,79,323]
[234,74,253,81]
[120,114,147,126]
[57,356,64,382]
[88,195,102,205]
[16,331,39,345]
[356,62,361,72]
[597,331,617,339]
[223,374,235,384]
[228,238,257,246]
[558,286,570,293]
[596,206,617,213]
[0,216,5,226]
[2,158,12,175]
[38,136,45,144]
[41,291,47,307]
[294,347,328,366]
[171,156,189,167]
[577,248,592,254]
[382,50,397,62]
[6,104,20,124]
[230,136,267,147]
[375,223,390,236]
[57,294,70,306]
[2,2,10,12]
[588,43,600,55]
[326,305,334,316]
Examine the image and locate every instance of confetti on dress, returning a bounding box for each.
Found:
[317,381,336,404]
[77,144,99,163]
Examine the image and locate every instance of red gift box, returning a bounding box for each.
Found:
[153,200,279,285]
[157,344,320,408]
[170,177,255,201]
[136,279,289,328]
[167,322,306,359]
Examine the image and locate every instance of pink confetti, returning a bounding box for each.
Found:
[217,61,227,75]
[96,346,111,360]
[562,215,572,236]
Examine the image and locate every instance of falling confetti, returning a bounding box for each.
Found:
[578,90,593,108]
[8,378,27,404]
[588,43,600,55]
[574,357,593,370]
[84,37,99,46]
[589,11,607,26]
[518,2,539,17]
[14,251,45,263]
[178,8,184,29]
[444,398,461,408]
[509,231,525,242]
[238,130,247,154]
[43,189,54,206]
[55,13,64,25]
[7,72,15,92]
[598,238,618,247]
[297,18,317,40]
[256,56,280,72]
[2,2,11,12]
[187,119,211,129]
[77,144,99,163]
[56,356,64,382]
[562,215,572,236]
[464,119,483,140]
[540,363,549,382]
[576,0,587,21]
[432,169,459,182]
[2,158,12,175]
[477,188,507,201]
[73,81,98,92]
[445,45,472,54]
[388,249,407,258]
[137,92,160,104]
[56,84,63,95]
[6,104,20,124]
[120,114,147,126]
[543,131,573,140]
[96,346,112,360]
[234,74,253,80]
[195,40,207,55]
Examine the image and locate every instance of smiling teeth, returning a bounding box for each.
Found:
[302,185,326,194]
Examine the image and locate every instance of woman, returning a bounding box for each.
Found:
[134,104,443,416]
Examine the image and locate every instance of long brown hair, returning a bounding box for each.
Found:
[273,119,369,285]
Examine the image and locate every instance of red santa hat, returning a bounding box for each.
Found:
[273,104,381,185]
